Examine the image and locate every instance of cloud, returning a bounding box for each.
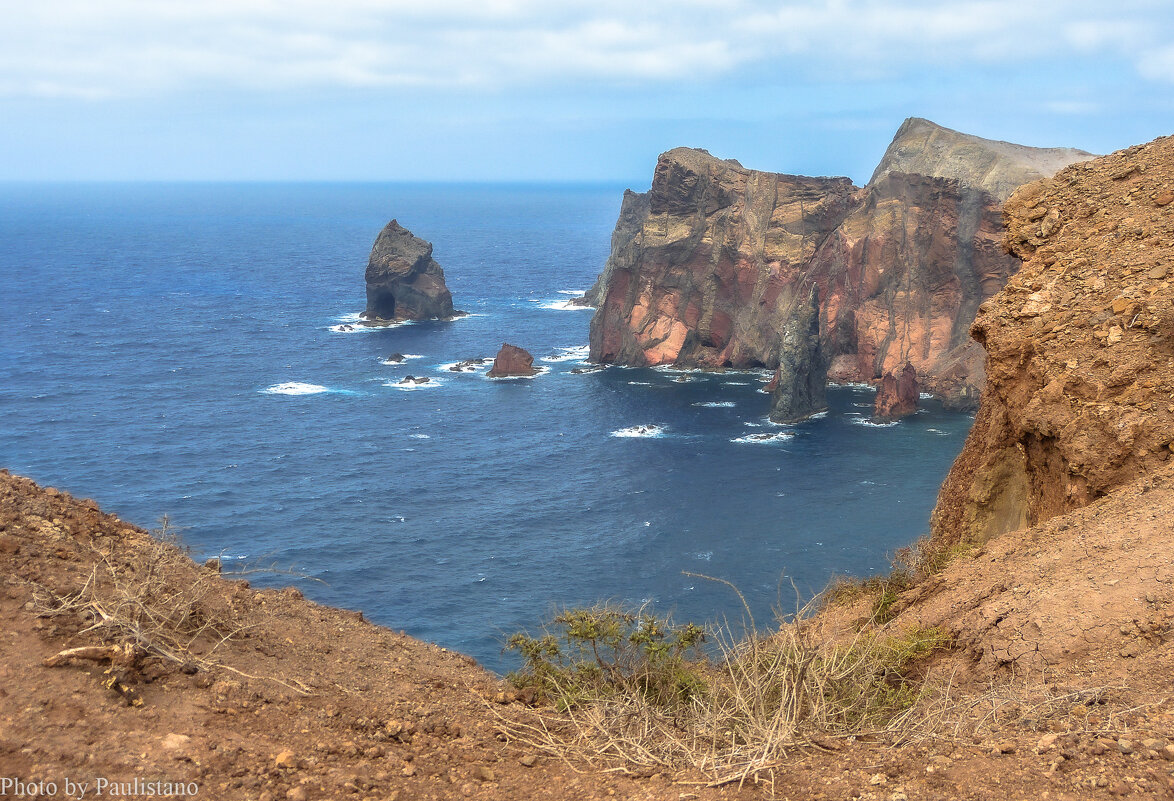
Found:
[0,0,1170,99]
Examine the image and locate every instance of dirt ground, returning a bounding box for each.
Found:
[2,469,1173,800]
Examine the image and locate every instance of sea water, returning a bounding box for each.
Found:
[0,183,973,672]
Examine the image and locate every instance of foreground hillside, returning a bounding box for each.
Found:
[3,467,1172,801]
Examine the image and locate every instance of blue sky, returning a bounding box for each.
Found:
[2,0,1172,183]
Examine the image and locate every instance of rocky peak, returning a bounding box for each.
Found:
[870,117,1095,201]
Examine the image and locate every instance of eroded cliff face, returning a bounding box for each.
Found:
[588,120,1093,407]
[588,148,855,370]
[930,135,1174,548]
[363,220,457,322]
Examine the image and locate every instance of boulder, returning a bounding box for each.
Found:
[486,344,538,378]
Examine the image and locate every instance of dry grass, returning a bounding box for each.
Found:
[498,587,953,786]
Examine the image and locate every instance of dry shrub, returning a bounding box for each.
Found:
[33,517,245,668]
[500,591,952,786]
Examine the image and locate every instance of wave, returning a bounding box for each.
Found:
[829,381,876,390]
[485,366,550,380]
[627,381,653,386]
[261,382,331,396]
[541,345,591,363]
[925,428,951,436]
[538,298,592,311]
[610,424,666,439]
[557,289,587,296]
[409,434,431,439]
[731,432,794,444]
[849,417,899,428]
[693,401,736,408]
[440,359,492,373]
[919,392,935,399]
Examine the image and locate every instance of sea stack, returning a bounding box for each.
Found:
[362,220,458,323]
[873,363,919,420]
[487,344,538,378]
[768,285,827,424]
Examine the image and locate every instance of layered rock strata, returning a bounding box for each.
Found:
[873,362,919,420]
[588,120,1094,408]
[930,134,1174,548]
[362,220,458,322]
[487,344,538,377]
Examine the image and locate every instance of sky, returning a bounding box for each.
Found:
[1,0,1172,184]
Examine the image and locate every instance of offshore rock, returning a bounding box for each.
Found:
[588,120,1095,407]
[873,363,919,420]
[768,285,827,423]
[487,344,538,378]
[362,220,457,322]
[930,133,1174,549]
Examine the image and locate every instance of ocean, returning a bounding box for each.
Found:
[0,182,973,673]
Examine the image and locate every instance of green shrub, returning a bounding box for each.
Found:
[506,604,707,712]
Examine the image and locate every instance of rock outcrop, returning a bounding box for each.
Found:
[873,363,919,420]
[588,120,1094,408]
[871,117,1094,202]
[487,344,539,378]
[930,134,1174,549]
[768,285,827,423]
[362,220,458,322]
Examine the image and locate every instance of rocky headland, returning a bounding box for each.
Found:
[362,220,460,324]
[5,134,1174,801]
[587,118,1094,408]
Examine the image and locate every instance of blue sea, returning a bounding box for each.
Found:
[0,183,973,672]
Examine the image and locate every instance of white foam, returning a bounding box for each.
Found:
[335,312,363,323]
[919,392,935,399]
[693,401,737,408]
[440,360,491,373]
[829,381,876,391]
[731,432,795,444]
[385,377,444,391]
[925,428,951,436]
[541,345,591,363]
[262,382,330,396]
[725,381,749,386]
[610,424,666,439]
[627,381,653,386]
[849,417,899,428]
[485,366,549,380]
[538,299,591,311]
[409,434,431,439]
[380,354,423,366]
[558,289,587,296]
[808,410,828,419]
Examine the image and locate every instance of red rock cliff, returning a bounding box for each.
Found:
[930,134,1174,548]
[588,120,1093,408]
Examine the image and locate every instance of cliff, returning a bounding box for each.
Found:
[588,120,1094,407]
[362,220,457,322]
[930,134,1174,548]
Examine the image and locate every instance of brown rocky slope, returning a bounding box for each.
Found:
[588,119,1093,408]
[930,134,1174,548]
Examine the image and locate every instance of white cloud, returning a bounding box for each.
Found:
[0,0,1170,99]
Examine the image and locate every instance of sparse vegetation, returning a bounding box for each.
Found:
[501,598,953,784]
